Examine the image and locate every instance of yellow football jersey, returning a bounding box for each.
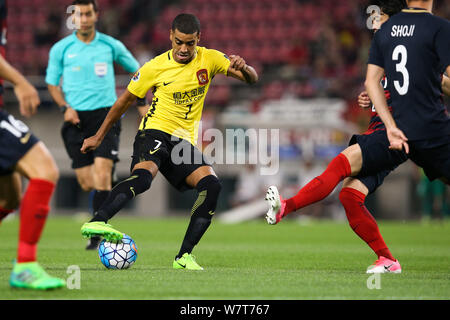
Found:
[127,46,231,145]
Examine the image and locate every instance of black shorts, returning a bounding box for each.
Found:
[61,107,121,169]
[349,129,407,193]
[130,129,211,191]
[408,135,450,181]
[0,110,39,175]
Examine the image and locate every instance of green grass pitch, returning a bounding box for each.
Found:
[1,216,449,300]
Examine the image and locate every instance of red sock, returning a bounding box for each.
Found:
[17,179,55,263]
[284,153,352,215]
[339,187,395,261]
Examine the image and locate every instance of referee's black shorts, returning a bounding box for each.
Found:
[61,107,121,169]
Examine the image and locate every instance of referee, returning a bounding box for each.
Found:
[46,0,141,249]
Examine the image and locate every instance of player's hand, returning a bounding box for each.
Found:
[358,91,371,108]
[387,127,409,154]
[81,135,102,154]
[64,107,81,126]
[229,55,246,71]
[14,80,40,118]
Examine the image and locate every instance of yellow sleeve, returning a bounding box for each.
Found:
[127,60,156,98]
[208,49,231,78]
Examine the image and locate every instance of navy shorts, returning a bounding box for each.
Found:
[61,107,121,169]
[130,129,211,191]
[408,135,450,181]
[0,110,39,175]
[349,129,407,193]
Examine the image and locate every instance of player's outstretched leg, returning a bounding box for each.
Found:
[173,175,222,270]
[265,153,352,224]
[81,168,153,242]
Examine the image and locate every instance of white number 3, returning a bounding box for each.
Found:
[392,45,409,95]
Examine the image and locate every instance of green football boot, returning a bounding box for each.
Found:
[173,253,204,270]
[9,261,65,290]
[81,221,123,242]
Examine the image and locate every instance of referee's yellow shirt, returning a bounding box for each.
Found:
[127,46,231,145]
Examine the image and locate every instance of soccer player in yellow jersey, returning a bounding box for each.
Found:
[80,13,258,270]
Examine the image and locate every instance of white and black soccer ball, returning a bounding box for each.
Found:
[98,234,138,269]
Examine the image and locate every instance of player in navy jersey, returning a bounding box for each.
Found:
[265,0,449,273]
[365,0,450,184]
[338,1,405,270]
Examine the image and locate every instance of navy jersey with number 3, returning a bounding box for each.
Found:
[368,8,450,141]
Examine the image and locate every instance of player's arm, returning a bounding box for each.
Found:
[435,18,450,96]
[46,43,80,125]
[442,74,450,96]
[111,39,149,117]
[47,84,80,125]
[113,39,140,75]
[81,89,137,153]
[226,55,258,84]
[0,55,40,117]
[128,73,149,116]
[365,63,409,153]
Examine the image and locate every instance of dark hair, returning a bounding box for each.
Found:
[72,0,98,12]
[171,13,201,35]
[373,0,406,16]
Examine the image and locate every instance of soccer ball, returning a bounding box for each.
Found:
[98,234,138,269]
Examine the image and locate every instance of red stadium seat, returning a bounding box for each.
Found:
[248,8,266,24]
[262,81,286,100]
[205,85,230,106]
[233,24,252,43]
[267,7,285,22]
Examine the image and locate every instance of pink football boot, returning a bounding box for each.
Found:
[367,256,402,274]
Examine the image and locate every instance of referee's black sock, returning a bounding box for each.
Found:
[90,169,153,223]
[176,175,222,259]
[92,190,110,213]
